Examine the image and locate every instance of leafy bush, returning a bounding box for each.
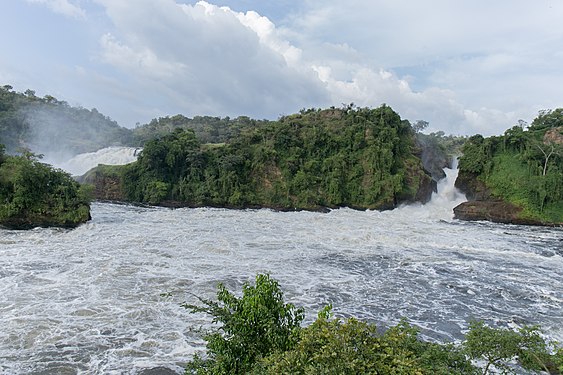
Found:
[0,149,91,228]
[183,274,304,374]
[183,274,562,375]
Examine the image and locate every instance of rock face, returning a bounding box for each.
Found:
[77,166,125,201]
[453,170,560,226]
[454,171,491,201]
[415,137,449,181]
[454,201,533,225]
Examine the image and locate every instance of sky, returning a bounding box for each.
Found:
[1,0,562,135]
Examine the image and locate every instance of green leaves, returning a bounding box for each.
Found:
[464,321,558,374]
[183,275,562,375]
[0,151,91,229]
[458,109,563,224]
[183,274,304,374]
[120,105,430,210]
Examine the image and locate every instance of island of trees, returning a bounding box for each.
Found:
[0,145,91,229]
[84,105,438,211]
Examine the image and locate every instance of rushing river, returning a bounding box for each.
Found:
[1,166,562,374]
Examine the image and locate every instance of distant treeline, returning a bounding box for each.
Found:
[0,85,132,155]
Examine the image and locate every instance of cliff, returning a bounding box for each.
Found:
[453,111,563,226]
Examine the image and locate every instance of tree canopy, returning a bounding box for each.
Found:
[116,105,434,210]
[457,109,562,224]
[0,148,91,229]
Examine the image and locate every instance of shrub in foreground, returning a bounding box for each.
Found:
[183,274,562,375]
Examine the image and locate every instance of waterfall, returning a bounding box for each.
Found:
[45,146,140,176]
[382,157,467,222]
[430,157,466,206]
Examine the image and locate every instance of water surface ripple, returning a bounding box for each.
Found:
[1,175,562,374]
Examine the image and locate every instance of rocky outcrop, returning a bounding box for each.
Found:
[454,171,491,201]
[415,137,449,181]
[453,201,561,226]
[77,165,125,201]
[453,170,562,226]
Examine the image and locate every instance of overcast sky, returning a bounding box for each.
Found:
[1,0,562,135]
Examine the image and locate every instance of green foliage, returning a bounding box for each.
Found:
[0,151,91,228]
[458,110,563,224]
[117,105,431,210]
[131,114,268,146]
[254,315,476,375]
[464,321,558,374]
[529,108,563,131]
[0,86,133,155]
[184,275,562,375]
[183,274,305,374]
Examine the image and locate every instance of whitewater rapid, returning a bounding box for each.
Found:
[0,165,562,374]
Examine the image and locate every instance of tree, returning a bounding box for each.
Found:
[183,274,305,374]
[0,152,91,229]
[535,141,559,176]
[464,321,558,374]
[182,275,562,375]
[529,109,563,131]
[412,120,429,133]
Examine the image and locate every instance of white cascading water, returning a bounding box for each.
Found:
[0,162,561,374]
[45,146,140,176]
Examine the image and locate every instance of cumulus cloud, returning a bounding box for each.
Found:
[92,0,328,119]
[279,0,563,134]
[26,0,85,19]
[17,0,563,134]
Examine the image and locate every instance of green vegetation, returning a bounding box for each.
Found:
[131,114,268,145]
[0,146,91,229]
[110,105,434,210]
[184,274,563,375]
[183,274,304,374]
[0,85,132,155]
[458,109,563,224]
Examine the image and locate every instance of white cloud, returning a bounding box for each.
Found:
[16,0,561,134]
[26,0,85,19]
[279,0,563,134]
[93,0,328,120]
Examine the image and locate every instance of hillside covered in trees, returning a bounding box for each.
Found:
[0,85,132,155]
[455,109,563,225]
[85,105,436,211]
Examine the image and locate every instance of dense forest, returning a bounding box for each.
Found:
[457,109,563,224]
[0,85,132,155]
[92,105,435,211]
[0,145,91,229]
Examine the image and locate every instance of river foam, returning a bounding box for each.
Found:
[0,165,562,374]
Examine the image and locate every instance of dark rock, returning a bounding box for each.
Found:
[454,170,492,201]
[453,201,555,226]
[415,135,449,181]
